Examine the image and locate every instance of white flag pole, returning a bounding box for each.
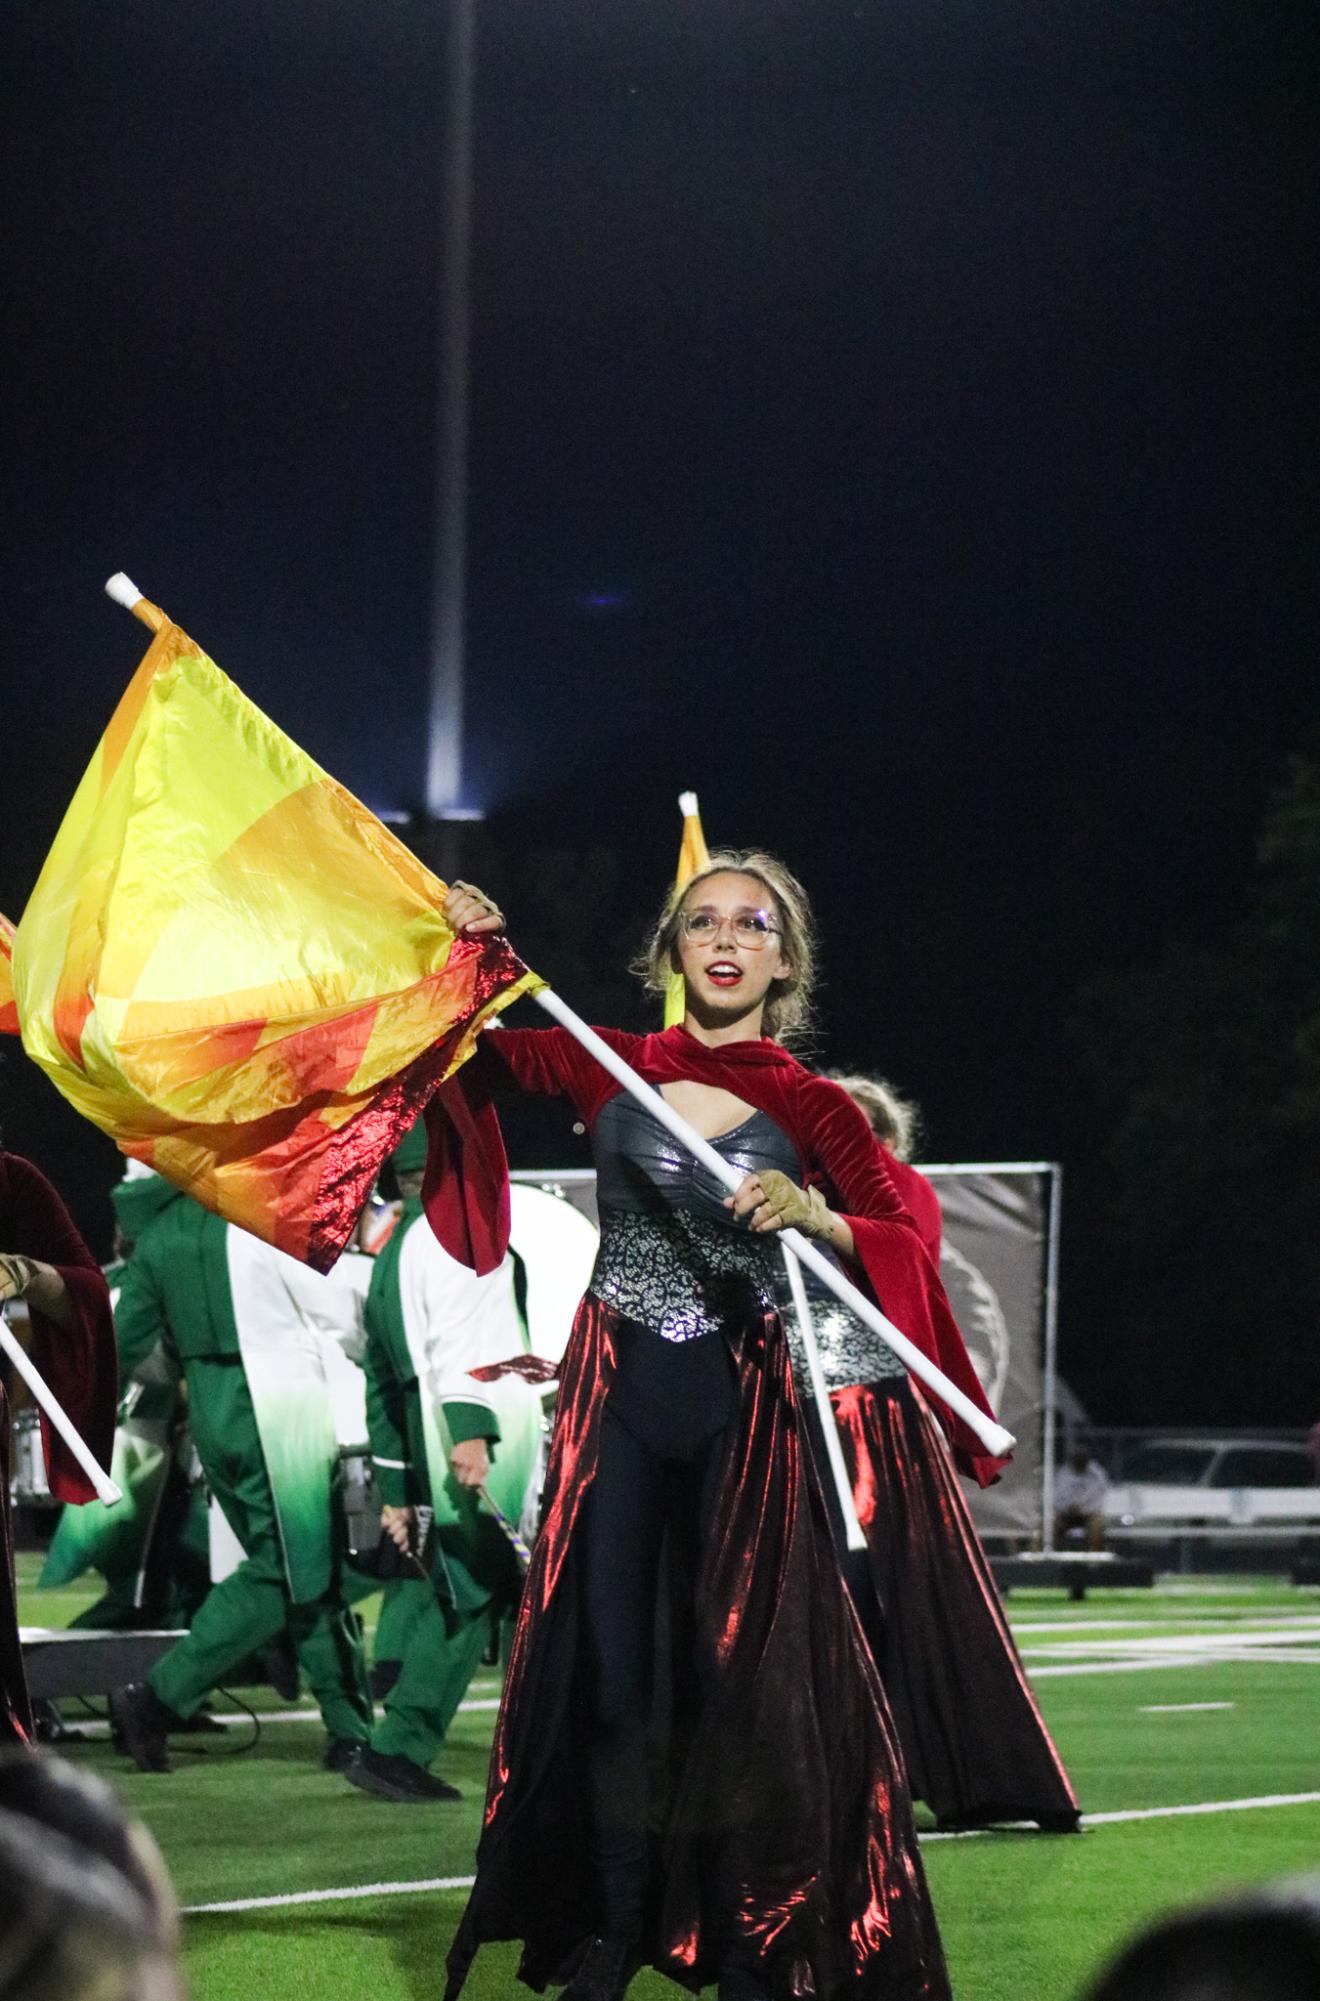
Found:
[780,1245,867,1550]
[0,1322,122,1506]
[532,987,1015,1461]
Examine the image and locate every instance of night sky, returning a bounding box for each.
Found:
[2,2,1314,1422]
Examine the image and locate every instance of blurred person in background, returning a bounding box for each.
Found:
[1080,1875,1320,2000]
[0,1748,183,2001]
[1054,1445,1110,1551]
[106,1180,372,1775]
[780,1072,1080,1832]
[37,1163,210,1641]
[0,1139,117,1744]
[345,1119,542,1805]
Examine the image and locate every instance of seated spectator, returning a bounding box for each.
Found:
[1082,1875,1320,2000]
[0,1751,183,2001]
[1054,1446,1109,1551]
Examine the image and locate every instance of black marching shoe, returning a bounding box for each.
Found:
[560,1932,641,2001]
[108,1683,174,1773]
[322,1735,365,1774]
[343,1747,461,1803]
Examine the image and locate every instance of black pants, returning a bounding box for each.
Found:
[579,1320,734,1935]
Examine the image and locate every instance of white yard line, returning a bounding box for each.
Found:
[1011,1613,1316,1638]
[183,1793,1320,1913]
[186,1874,478,1914]
[1032,1648,1320,1678]
[1031,1654,1225,1679]
[153,1649,1320,1730]
[1021,1624,1320,1659]
[1011,1618,1167,1636]
[1140,1702,1236,1713]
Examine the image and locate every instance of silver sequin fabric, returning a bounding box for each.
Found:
[776,1261,909,1394]
[591,1207,780,1343]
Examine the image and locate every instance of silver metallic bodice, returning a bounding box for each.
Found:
[589,1094,800,1343]
[777,1260,909,1396]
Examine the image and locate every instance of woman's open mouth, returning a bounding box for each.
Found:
[705,961,744,989]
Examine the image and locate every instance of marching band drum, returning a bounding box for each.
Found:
[9,1404,53,1508]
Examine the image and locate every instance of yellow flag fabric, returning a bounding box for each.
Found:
[0,912,17,1036]
[663,794,711,1028]
[14,597,540,1269]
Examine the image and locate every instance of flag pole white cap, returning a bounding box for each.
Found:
[105,573,144,611]
[678,791,699,817]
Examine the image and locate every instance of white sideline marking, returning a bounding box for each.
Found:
[921,1791,1320,1842]
[187,1874,477,1914]
[1140,1702,1236,1713]
[1084,1793,1320,1827]
[183,1794,1320,1913]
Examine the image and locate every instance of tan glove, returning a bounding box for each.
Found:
[0,1253,39,1304]
[749,1170,834,1239]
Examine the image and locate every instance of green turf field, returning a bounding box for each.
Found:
[18,1559,1320,2000]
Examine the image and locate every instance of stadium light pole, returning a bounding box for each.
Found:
[426,0,476,831]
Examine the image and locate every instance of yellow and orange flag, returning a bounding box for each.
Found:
[663,791,710,1027]
[0,912,18,1036]
[13,589,539,1269]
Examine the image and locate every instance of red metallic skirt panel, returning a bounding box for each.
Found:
[444,1294,951,2000]
[1,1386,34,1745]
[831,1380,1079,1830]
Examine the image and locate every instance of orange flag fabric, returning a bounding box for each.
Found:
[14,592,539,1269]
[0,913,17,1036]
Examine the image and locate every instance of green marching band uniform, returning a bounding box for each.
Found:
[110,1179,374,1764]
[38,1165,209,1631]
[358,1121,544,1794]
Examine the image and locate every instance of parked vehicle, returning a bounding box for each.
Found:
[1104,1436,1320,1538]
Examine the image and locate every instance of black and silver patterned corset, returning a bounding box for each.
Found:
[589,1094,800,1343]
[776,1260,909,1394]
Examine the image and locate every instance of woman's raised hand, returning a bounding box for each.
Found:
[444,880,506,938]
[0,1253,39,1305]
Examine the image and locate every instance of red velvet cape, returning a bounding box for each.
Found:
[1,1152,118,1742]
[881,1152,943,1262]
[427,1023,1004,1486]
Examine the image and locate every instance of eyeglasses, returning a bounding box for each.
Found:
[678,908,782,949]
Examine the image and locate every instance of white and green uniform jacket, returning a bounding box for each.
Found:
[115,1192,370,1604]
[364,1196,542,1610]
